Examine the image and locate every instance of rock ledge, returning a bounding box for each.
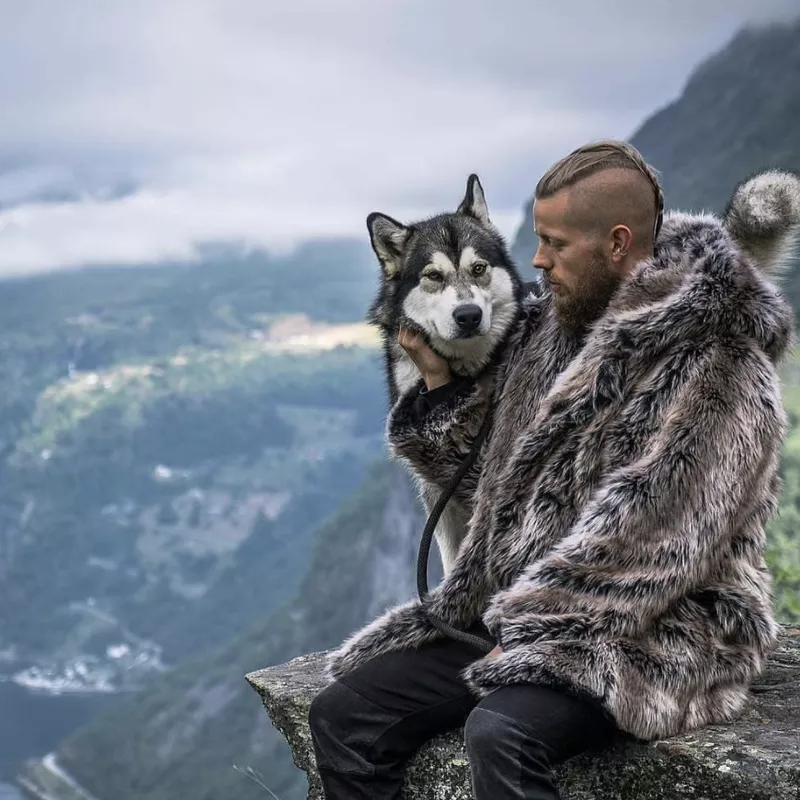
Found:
[246,626,800,799]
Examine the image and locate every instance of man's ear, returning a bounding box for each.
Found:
[457,174,491,228]
[366,212,411,278]
[609,224,634,265]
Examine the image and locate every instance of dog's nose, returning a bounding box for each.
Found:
[453,304,483,331]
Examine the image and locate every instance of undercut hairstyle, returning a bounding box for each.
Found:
[536,140,665,244]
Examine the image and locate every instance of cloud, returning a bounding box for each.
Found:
[0,0,796,274]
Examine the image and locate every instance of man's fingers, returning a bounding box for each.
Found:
[398,327,422,350]
[397,326,453,389]
[398,328,427,355]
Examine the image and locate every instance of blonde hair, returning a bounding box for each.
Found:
[536,140,664,241]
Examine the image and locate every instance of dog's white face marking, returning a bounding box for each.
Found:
[402,248,517,370]
[404,249,473,340]
[486,267,517,331]
[437,264,517,374]
[429,251,457,276]
[458,246,493,332]
[458,246,478,270]
[403,282,461,340]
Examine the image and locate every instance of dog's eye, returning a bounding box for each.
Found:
[473,261,489,275]
[425,271,444,282]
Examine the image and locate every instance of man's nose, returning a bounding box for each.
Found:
[532,243,550,272]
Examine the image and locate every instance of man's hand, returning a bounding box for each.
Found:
[398,327,453,391]
[486,644,503,659]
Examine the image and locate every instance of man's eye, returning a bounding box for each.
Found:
[425,271,444,282]
[473,261,488,276]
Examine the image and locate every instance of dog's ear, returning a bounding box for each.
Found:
[457,174,491,228]
[367,212,411,279]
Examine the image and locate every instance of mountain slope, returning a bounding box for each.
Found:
[22,461,426,800]
[511,17,800,277]
[0,239,390,787]
[1,325,386,677]
[0,241,388,782]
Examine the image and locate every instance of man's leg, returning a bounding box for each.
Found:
[308,626,490,800]
[464,683,618,800]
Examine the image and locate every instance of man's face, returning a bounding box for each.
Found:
[532,190,621,334]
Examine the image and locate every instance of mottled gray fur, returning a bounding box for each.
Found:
[329,170,800,742]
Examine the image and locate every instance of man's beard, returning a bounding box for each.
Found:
[554,254,622,336]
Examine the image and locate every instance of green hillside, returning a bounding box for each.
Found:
[31,461,424,800]
[0,240,386,681]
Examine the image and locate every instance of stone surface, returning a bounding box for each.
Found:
[246,626,800,800]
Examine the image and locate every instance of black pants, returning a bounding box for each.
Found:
[309,627,619,799]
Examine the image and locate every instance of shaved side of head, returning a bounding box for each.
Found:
[535,139,663,259]
[564,167,659,256]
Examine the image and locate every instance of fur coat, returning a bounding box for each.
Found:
[326,187,797,741]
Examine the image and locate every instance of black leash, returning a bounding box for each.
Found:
[416,407,496,653]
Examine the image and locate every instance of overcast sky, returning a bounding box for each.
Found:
[0,0,796,275]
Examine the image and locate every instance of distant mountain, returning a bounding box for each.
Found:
[511,16,800,281]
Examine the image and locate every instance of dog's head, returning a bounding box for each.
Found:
[366,175,523,374]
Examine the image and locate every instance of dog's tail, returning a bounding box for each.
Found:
[725,170,800,278]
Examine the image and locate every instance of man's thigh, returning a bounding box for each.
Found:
[311,627,491,768]
[340,630,485,717]
[470,683,618,765]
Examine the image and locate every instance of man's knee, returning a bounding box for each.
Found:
[308,680,379,775]
[308,680,353,741]
[464,705,518,759]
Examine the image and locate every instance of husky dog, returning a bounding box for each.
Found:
[365,175,526,570]
[366,175,526,406]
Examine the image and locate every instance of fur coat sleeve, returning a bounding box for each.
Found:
[324,596,440,680]
[386,374,492,496]
[468,341,785,688]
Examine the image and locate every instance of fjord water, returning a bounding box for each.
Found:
[0,680,114,792]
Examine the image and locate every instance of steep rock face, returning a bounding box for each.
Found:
[511,17,800,279]
[247,627,800,800]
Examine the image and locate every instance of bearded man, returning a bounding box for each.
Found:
[309,140,799,800]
